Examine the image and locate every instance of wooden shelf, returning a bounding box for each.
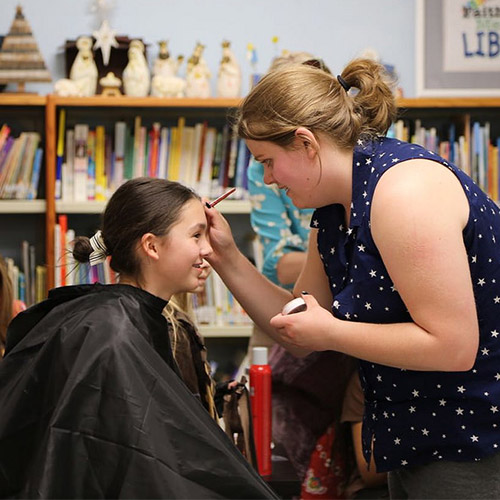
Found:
[396,97,500,108]
[0,200,45,213]
[199,324,252,338]
[0,94,46,106]
[49,95,242,108]
[2,95,500,109]
[56,198,251,214]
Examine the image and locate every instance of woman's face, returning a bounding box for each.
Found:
[246,139,319,208]
[157,199,213,297]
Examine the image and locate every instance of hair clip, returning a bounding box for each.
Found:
[337,75,351,92]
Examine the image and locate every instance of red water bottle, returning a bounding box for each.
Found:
[249,346,272,476]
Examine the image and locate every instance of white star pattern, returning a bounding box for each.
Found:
[312,138,500,472]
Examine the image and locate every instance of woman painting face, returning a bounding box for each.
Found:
[246,138,319,209]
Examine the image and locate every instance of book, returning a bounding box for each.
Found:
[27,147,43,200]
[58,214,67,287]
[73,124,89,202]
[16,131,40,199]
[148,122,161,178]
[55,109,66,199]
[198,127,216,197]
[63,129,75,201]
[95,125,106,200]
[86,129,96,200]
[157,126,170,179]
[113,121,126,188]
[2,132,28,199]
[0,124,11,152]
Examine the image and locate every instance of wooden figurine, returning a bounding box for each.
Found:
[69,36,98,96]
[0,5,51,92]
[151,40,186,97]
[185,42,211,98]
[216,40,241,98]
[122,39,150,97]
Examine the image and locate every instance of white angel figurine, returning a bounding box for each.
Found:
[216,40,241,98]
[185,42,211,98]
[122,39,150,97]
[69,36,98,96]
[151,40,186,97]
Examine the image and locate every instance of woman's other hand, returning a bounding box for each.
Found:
[270,292,335,353]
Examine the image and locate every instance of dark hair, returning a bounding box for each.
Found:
[237,57,397,150]
[72,177,199,281]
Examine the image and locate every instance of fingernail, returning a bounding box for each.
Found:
[301,291,309,295]
[205,202,212,209]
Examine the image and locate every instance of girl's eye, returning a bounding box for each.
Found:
[262,159,273,168]
[193,233,202,239]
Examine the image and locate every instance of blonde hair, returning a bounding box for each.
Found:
[0,256,13,352]
[269,51,315,71]
[162,292,194,358]
[237,57,397,150]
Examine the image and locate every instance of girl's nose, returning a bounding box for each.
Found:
[201,239,213,258]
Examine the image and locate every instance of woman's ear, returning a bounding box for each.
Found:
[294,127,319,159]
[140,233,160,261]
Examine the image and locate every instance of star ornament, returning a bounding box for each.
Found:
[93,19,118,66]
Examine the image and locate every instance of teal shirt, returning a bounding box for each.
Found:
[247,159,313,288]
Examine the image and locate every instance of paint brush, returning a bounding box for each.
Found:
[209,187,236,207]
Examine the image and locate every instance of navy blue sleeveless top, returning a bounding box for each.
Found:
[311,137,500,472]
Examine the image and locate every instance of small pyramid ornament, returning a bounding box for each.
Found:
[0,5,51,92]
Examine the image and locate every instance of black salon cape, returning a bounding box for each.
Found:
[0,284,277,499]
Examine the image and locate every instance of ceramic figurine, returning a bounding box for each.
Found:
[122,39,150,97]
[99,71,121,96]
[153,40,184,77]
[69,36,98,96]
[151,40,186,97]
[216,40,241,98]
[54,78,88,97]
[185,42,211,98]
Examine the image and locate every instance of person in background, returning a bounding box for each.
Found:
[204,57,500,499]
[0,177,276,499]
[0,255,26,358]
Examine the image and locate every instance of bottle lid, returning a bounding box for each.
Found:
[252,346,268,365]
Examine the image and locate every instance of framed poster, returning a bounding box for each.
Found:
[416,0,500,96]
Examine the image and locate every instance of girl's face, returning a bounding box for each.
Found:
[246,139,318,208]
[157,199,213,297]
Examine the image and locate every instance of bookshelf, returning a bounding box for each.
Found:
[2,95,500,333]
[0,95,47,306]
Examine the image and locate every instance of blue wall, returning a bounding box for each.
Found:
[1,0,417,96]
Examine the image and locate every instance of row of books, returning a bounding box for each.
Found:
[0,124,43,200]
[54,214,251,326]
[389,119,500,201]
[56,110,252,202]
[3,241,46,306]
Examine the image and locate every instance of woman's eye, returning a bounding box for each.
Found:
[193,233,201,239]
